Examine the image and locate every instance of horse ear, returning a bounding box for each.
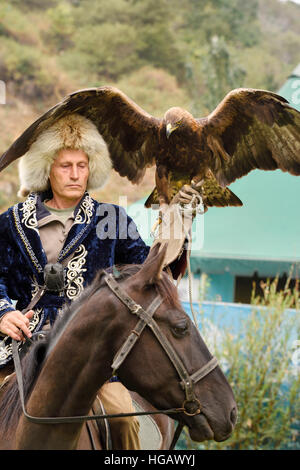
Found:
[136,242,168,285]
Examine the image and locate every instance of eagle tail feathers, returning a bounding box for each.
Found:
[144,186,243,208]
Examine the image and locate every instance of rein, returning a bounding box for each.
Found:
[12,271,218,445]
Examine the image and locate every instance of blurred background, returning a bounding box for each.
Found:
[0,0,299,450]
[0,0,299,209]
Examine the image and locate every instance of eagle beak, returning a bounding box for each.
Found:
[166,123,177,139]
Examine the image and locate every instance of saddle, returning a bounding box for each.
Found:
[88,393,166,450]
[90,395,112,450]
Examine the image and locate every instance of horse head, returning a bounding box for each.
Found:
[105,243,237,443]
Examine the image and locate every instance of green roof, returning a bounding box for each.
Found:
[129,169,300,277]
[190,170,300,276]
[277,63,300,112]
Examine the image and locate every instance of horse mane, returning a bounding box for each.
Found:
[0,264,180,437]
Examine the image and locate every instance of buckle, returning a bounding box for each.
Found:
[131,304,142,315]
[182,398,201,416]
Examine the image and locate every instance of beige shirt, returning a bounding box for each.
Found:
[36,204,76,330]
[38,203,76,264]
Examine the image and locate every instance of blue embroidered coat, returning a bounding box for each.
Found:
[0,191,150,367]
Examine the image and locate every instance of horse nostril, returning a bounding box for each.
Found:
[230,406,237,425]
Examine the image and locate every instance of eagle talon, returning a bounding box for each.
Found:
[179,194,205,215]
[150,216,162,239]
[191,179,204,189]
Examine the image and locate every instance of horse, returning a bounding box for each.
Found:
[0,243,237,450]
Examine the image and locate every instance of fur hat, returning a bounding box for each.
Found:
[18,113,112,197]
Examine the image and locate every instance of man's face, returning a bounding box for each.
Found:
[49,149,89,203]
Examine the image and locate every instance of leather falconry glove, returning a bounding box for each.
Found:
[150,180,206,274]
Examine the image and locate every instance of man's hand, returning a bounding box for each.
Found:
[0,310,34,341]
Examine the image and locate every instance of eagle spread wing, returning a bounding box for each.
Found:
[201,88,300,187]
[0,87,160,184]
[0,86,299,209]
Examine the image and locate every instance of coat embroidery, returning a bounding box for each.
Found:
[74,193,94,225]
[0,340,12,365]
[20,193,38,233]
[65,244,88,300]
[0,308,44,365]
[0,299,13,313]
[13,203,43,274]
[57,194,95,262]
[31,275,40,298]
[0,192,149,367]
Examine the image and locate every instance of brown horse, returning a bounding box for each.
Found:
[0,244,237,449]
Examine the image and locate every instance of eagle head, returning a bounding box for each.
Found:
[164,107,194,139]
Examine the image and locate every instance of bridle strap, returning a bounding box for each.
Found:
[105,275,193,393]
[12,272,218,428]
[189,356,218,385]
[11,339,184,424]
[104,274,164,372]
[111,296,164,372]
[104,274,217,405]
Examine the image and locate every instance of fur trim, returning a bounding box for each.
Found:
[18,114,112,197]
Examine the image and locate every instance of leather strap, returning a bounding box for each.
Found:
[104,274,200,404]
[11,338,184,424]
[188,356,218,385]
[109,296,163,372]
[21,286,45,315]
[12,272,218,429]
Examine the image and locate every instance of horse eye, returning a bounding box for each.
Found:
[172,320,188,338]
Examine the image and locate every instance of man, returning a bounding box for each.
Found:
[0,113,201,449]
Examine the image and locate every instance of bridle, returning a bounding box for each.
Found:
[105,273,218,416]
[12,271,218,445]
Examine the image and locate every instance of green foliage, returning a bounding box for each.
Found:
[182,0,260,47]
[70,22,140,79]
[58,0,141,79]
[70,0,134,26]
[0,37,58,99]
[131,0,184,76]
[1,0,299,109]
[173,0,260,114]
[201,37,246,111]
[44,2,75,52]
[179,277,300,450]
[0,1,40,44]
[61,0,183,81]
[0,37,39,81]
[10,0,57,9]
[187,36,246,115]
[116,66,191,117]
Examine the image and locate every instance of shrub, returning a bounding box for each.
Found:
[0,37,65,101]
[44,2,75,52]
[62,23,141,80]
[179,277,300,450]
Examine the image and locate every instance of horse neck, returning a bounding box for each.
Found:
[16,298,115,449]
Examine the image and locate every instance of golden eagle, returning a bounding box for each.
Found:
[0,86,299,209]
